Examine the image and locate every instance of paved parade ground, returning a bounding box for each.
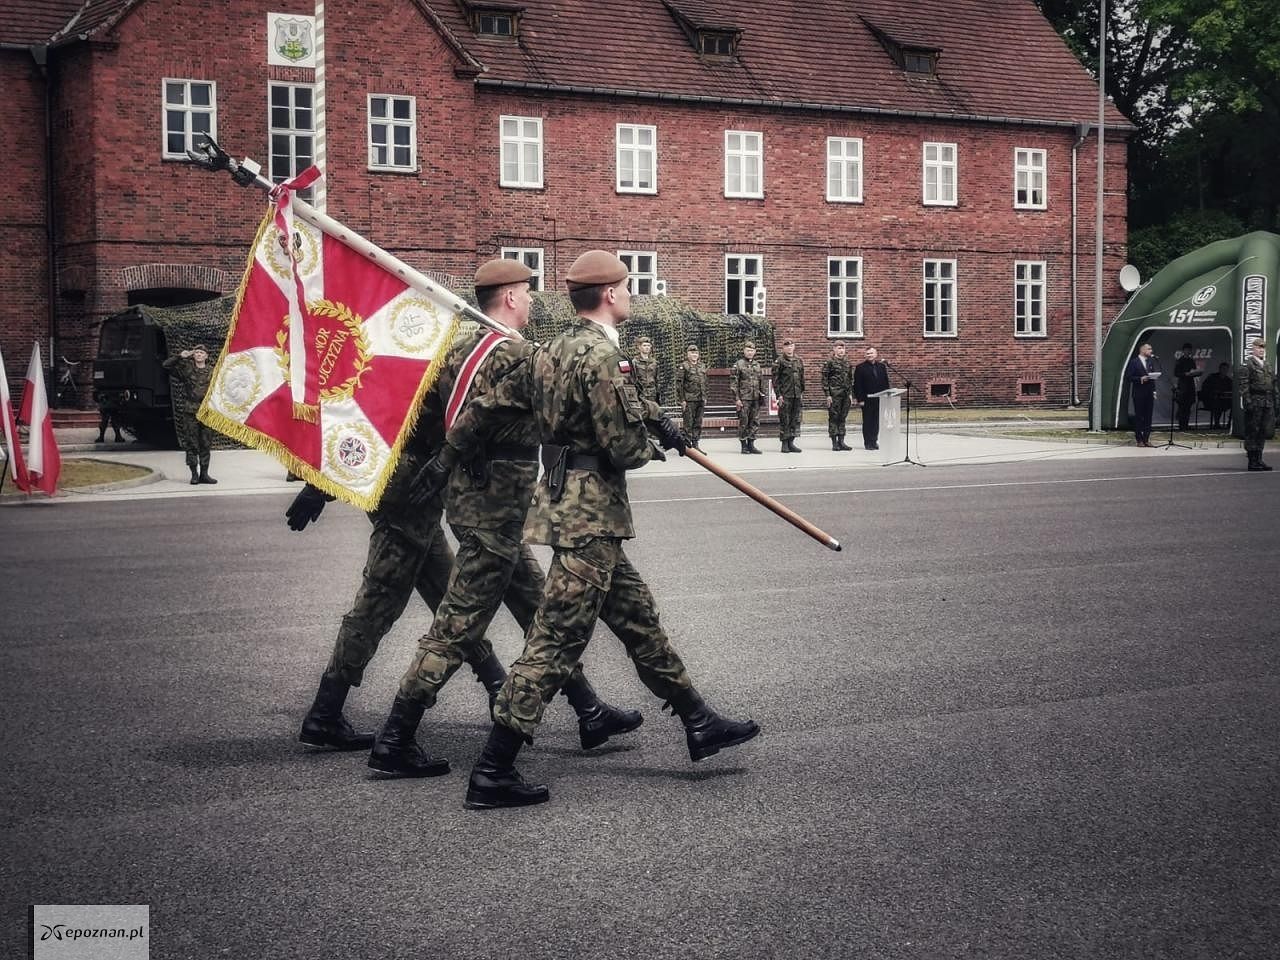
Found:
[3,439,1278,959]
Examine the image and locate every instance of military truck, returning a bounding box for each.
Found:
[92,296,234,446]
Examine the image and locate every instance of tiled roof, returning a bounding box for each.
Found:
[48,0,138,45]
[428,0,1131,129]
[0,0,83,46]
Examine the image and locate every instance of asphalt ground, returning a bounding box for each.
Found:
[2,455,1278,959]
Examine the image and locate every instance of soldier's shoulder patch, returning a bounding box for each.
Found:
[618,359,632,374]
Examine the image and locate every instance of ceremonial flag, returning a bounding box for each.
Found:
[199,172,462,510]
[18,342,60,496]
[0,345,30,491]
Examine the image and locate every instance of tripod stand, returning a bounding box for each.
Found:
[1153,364,1190,450]
[881,361,925,467]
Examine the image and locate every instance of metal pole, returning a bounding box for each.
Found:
[1091,0,1106,431]
[312,0,327,213]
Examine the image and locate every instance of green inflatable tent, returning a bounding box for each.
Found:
[1100,231,1278,437]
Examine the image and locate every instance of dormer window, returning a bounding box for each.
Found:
[467,2,523,38]
[663,1,741,61]
[699,30,737,58]
[903,50,936,75]
[860,16,941,78]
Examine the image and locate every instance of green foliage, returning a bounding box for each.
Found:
[1127,208,1246,276]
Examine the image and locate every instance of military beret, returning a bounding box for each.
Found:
[192,344,208,353]
[566,250,628,290]
[1251,338,1267,348]
[782,338,795,346]
[686,343,700,352]
[475,258,533,288]
[636,335,651,345]
[742,340,755,349]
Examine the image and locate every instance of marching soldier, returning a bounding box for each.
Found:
[631,334,660,404]
[772,338,805,453]
[821,342,854,451]
[162,345,216,484]
[1240,338,1276,471]
[431,251,759,809]
[730,340,765,454]
[675,343,708,450]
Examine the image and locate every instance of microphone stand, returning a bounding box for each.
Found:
[1151,356,1190,450]
[881,360,925,467]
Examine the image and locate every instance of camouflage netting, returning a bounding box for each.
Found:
[147,295,242,450]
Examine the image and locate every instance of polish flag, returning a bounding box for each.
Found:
[18,343,61,496]
[0,345,30,491]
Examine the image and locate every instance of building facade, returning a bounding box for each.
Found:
[0,0,1131,407]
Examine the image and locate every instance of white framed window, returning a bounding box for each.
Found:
[923,259,957,337]
[368,94,416,171]
[724,130,763,198]
[618,251,657,294]
[1015,261,1047,337]
[827,258,863,336]
[163,79,216,159]
[500,247,543,291]
[500,116,543,188]
[1014,148,1047,209]
[725,254,762,313]
[616,124,657,194]
[269,83,314,201]
[922,141,957,206]
[826,137,863,203]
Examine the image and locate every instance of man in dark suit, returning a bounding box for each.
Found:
[1125,342,1158,446]
[852,346,891,450]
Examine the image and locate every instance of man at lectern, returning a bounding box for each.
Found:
[1125,342,1157,447]
[853,346,891,450]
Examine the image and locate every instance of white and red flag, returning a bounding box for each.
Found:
[199,172,462,510]
[0,345,30,492]
[18,342,61,496]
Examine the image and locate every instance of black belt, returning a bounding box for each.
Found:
[540,445,608,473]
[486,443,538,462]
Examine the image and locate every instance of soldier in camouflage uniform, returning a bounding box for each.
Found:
[631,334,660,404]
[162,345,216,484]
[675,344,708,450]
[821,342,854,451]
[439,251,759,809]
[364,258,642,777]
[1240,338,1277,471]
[773,338,806,453]
[730,340,765,454]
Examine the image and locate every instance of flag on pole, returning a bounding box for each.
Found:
[0,345,30,492]
[18,342,61,496]
[199,175,461,510]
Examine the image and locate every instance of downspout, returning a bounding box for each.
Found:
[1070,122,1090,406]
[32,44,59,379]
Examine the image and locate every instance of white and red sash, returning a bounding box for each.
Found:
[444,330,508,431]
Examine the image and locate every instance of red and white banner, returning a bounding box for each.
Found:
[0,345,29,491]
[199,187,461,510]
[18,342,60,496]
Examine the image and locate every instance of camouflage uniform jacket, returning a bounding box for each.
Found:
[822,357,853,398]
[773,355,805,397]
[730,358,765,401]
[675,360,708,401]
[1240,356,1277,411]
[162,355,213,409]
[632,354,660,403]
[446,319,660,545]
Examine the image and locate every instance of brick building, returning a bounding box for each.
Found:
[0,0,1130,407]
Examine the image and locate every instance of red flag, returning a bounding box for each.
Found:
[199,175,462,510]
[18,343,61,496]
[0,345,30,491]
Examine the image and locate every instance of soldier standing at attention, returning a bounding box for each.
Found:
[1240,338,1276,471]
[162,344,216,484]
[773,338,805,453]
[453,251,759,809]
[730,340,765,454]
[822,342,854,451]
[675,343,708,450]
[631,334,660,404]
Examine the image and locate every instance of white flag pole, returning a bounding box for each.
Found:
[312,0,327,213]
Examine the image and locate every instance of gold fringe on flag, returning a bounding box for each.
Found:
[291,402,320,423]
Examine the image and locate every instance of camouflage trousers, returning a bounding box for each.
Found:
[494,536,692,742]
[778,396,803,441]
[399,520,588,707]
[176,409,212,471]
[682,398,705,445]
[1242,401,1276,454]
[324,504,494,687]
[827,393,851,438]
[737,399,761,441]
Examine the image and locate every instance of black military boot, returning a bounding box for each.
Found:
[465,723,549,809]
[790,439,802,453]
[832,438,841,451]
[367,694,450,777]
[198,457,218,484]
[562,674,643,749]
[299,673,376,750]
[781,439,793,453]
[740,439,749,454]
[747,439,763,455]
[471,651,507,718]
[668,688,760,762]
[1247,453,1264,471]
[837,437,853,451]
[188,464,200,485]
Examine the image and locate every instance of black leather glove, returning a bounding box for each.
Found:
[648,414,688,455]
[408,454,452,507]
[285,484,333,531]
